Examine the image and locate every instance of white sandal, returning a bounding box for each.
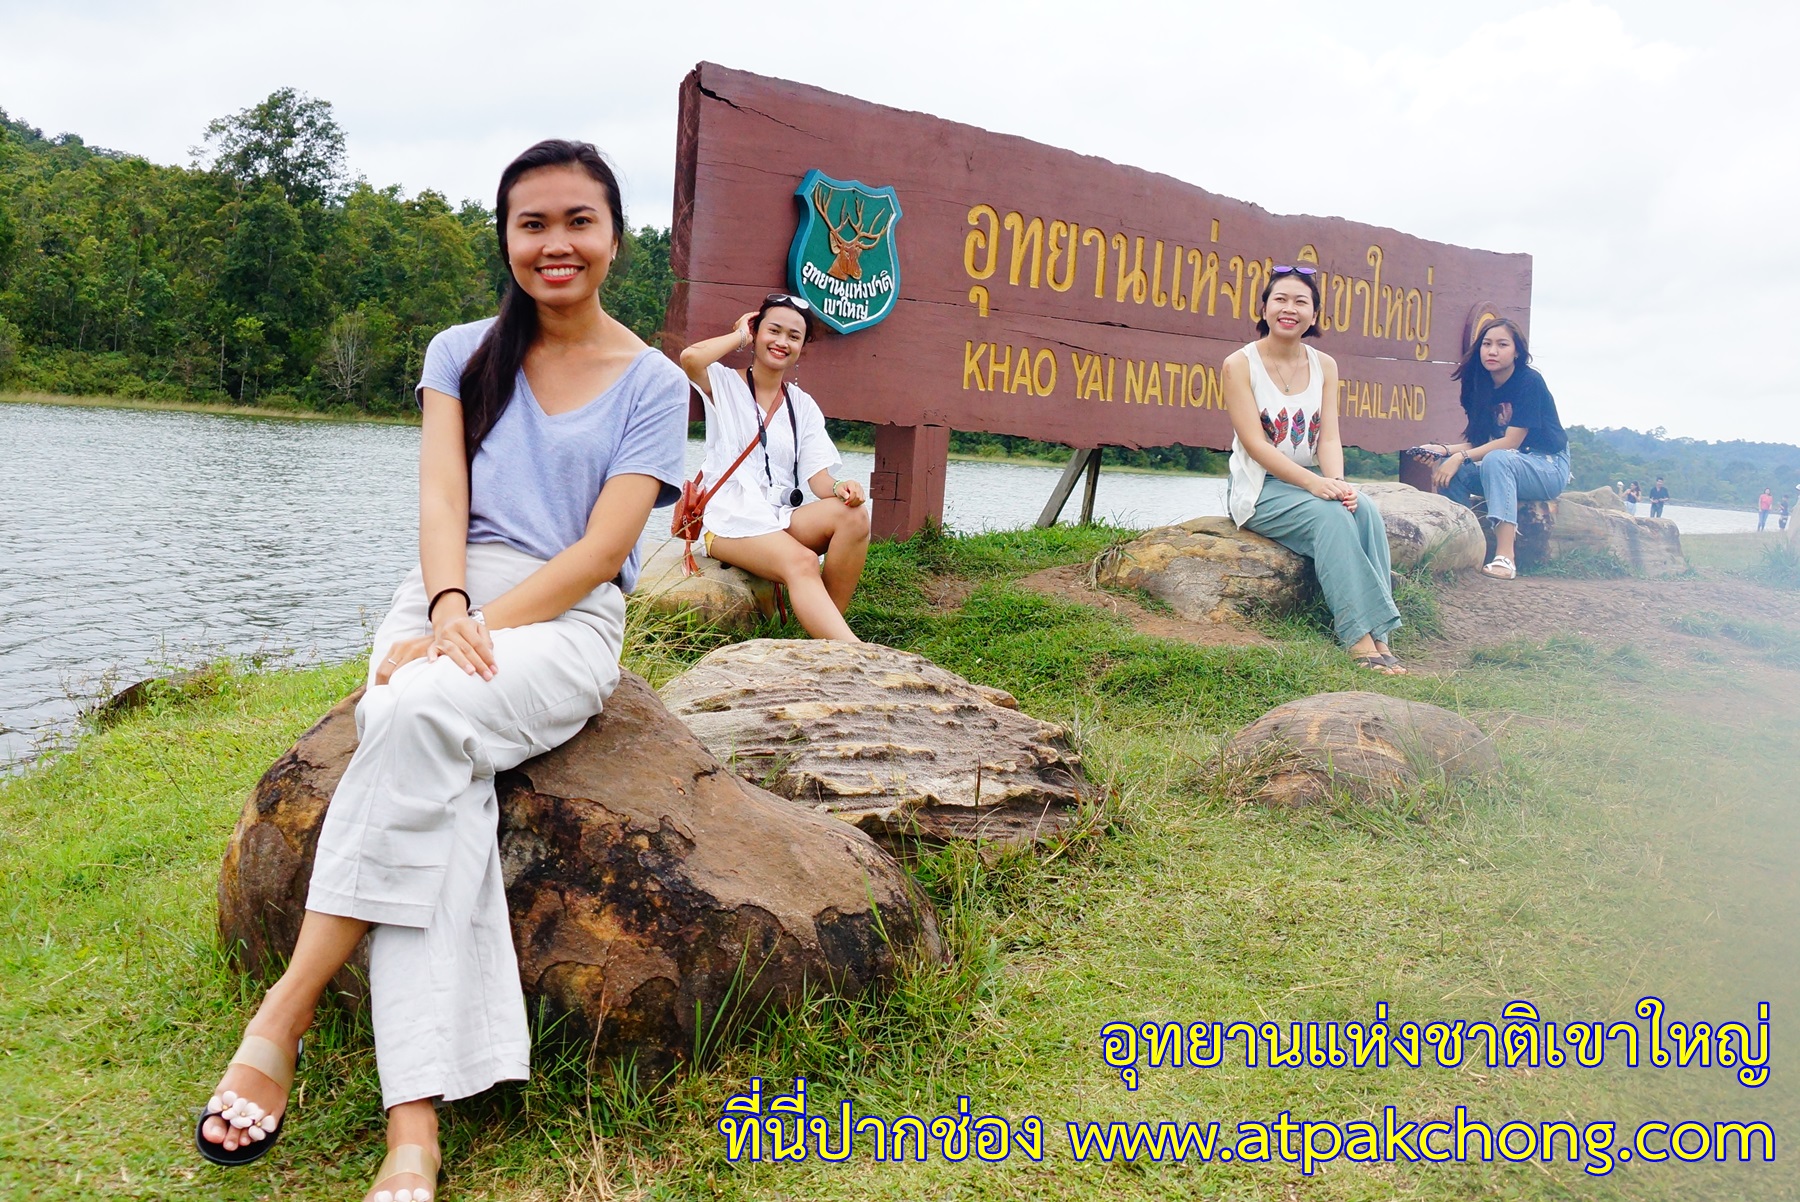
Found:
[1482,555,1517,580]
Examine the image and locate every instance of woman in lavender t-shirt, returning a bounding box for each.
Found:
[194,141,688,1202]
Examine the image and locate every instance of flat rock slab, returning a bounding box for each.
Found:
[635,538,779,633]
[660,640,1091,849]
[1094,517,1312,624]
[218,673,943,1079]
[1224,690,1500,807]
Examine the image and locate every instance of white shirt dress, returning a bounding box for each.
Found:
[697,362,842,539]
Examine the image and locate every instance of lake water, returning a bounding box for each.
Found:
[0,401,1767,765]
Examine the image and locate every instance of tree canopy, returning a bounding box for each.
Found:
[0,92,674,412]
[201,87,347,207]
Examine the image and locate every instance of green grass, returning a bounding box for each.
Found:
[3,530,1796,1200]
[1749,538,1800,590]
[1682,530,1800,589]
[1681,532,1771,575]
[1522,545,1632,579]
[1671,611,1800,669]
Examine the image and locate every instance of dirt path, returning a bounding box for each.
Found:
[1417,571,1800,673]
[1012,561,1800,682]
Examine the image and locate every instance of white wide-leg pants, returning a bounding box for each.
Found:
[307,542,626,1108]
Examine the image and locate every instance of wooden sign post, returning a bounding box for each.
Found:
[666,63,1533,540]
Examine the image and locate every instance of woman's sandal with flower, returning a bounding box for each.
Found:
[194,1035,298,1166]
[367,1144,441,1202]
[1481,555,1517,580]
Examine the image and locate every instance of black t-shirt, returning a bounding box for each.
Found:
[1492,365,1566,456]
[1649,484,1669,502]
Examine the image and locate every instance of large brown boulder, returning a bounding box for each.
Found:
[1509,488,1685,577]
[1223,691,1500,807]
[217,673,944,1078]
[1093,517,1312,623]
[634,538,780,634]
[1549,489,1686,576]
[660,640,1091,849]
[1355,482,1486,574]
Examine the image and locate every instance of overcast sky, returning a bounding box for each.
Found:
[4,0,1796,444]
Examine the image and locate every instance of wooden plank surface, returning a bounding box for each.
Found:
[667,63,1533,454]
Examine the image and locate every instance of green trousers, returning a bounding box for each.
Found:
[1243,478,1401,648]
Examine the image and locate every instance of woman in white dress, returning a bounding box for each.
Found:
[678,294,870,641]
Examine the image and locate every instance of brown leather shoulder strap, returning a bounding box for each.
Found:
[692,379,769,506]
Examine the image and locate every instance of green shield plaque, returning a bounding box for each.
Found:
[787,169,903,334]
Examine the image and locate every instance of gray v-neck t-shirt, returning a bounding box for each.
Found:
[418,317,689,592]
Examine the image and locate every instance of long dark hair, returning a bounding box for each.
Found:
[1450,316,1532,442]
[458,140,626,466]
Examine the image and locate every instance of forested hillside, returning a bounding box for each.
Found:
[1565,426,1799,507]
[0,90,669,412]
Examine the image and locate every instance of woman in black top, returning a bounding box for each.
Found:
[1420,317,1570,579]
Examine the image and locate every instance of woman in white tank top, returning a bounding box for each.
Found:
[1223,266,1405,674]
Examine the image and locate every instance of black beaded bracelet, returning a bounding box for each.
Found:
[427,587,471,621]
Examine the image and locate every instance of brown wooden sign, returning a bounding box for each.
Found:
[667,62,1533,537]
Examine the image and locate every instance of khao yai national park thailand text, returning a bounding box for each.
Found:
[1,5,1794,1201]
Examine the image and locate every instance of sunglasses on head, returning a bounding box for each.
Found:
[1270,265,1318,277]
[763,292,812,311]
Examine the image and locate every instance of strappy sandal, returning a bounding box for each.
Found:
[194,1035,299,1166]
[1352,655,1400,675]
[367,1143,441,1202]
[1377,654,1410,675]
[1481,555,1517,580]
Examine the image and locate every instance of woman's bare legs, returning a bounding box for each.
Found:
[787,498,871,613]
[708,499,871,641]
[199,910,368,1152]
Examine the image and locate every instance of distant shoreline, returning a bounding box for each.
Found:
[1,391,418,426]
[6,392,1784,502]
[3,391,1223,477]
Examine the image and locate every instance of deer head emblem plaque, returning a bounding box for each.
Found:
[787,169,903,334]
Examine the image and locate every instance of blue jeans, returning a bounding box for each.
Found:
[1442,449,1571,526]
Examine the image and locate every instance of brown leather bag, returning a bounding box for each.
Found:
[670,384,788,574]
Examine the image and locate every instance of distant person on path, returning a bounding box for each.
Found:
[192,141,689,1202]
[1648,478,1669,519]
[1417,317,1571,579]
[679,294,870,640]
[1780,496,1791,531]
[1759,488,1774,530]
[1624,481,1641,515]
[1224,265,1406,674]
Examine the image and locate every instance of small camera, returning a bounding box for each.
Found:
[769,485,806,508]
